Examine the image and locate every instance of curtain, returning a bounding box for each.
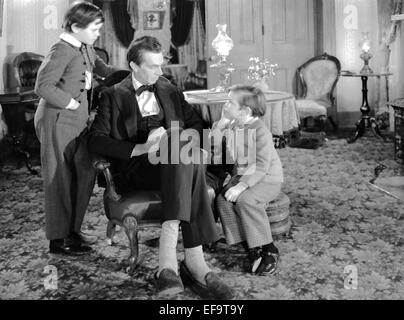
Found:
[177,1,205,73]
[375,0,402,114]
[171,0,195,47]
[95,1,129,69]
[199,0,205,32]
[110,0,135,48]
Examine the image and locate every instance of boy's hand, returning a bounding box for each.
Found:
[218,110,232,128]
[66,99,80,110]
[224,182,248,202]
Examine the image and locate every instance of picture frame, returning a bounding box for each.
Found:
[143,11,165,30]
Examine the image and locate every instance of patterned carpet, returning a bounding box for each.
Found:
[1,134,404,300]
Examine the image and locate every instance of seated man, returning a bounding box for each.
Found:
[88,36,234,300]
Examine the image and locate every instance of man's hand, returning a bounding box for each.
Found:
[131,127,166,157]
[224,182,248,202]
[148,127,166,141]
[145,127,166,152]
[222,174,231,187]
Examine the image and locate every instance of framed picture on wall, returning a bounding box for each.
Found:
[0,0,4,37]
[143,11,165,30]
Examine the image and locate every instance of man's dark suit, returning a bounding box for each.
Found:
[88,75,219,248]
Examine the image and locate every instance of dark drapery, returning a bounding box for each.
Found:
[95,0,134,48]
[199,0,205,32]
[171,0,195,47]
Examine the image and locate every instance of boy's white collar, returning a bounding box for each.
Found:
[59,32,82,48]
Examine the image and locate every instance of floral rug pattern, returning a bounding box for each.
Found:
[1,135,404,300]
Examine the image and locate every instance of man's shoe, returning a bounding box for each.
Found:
[68,231,97,246]
[179,261,235,300]
[154,268,184,296]
[49,243,91,256]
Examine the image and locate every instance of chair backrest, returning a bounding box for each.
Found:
[297,53,341,107]
[13,52,44,89]
[92,69,131,112]
[196,59,207,77]
[94,47,109,64]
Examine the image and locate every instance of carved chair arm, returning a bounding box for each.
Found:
[92,156,121,202]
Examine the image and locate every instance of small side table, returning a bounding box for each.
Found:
[341,72,392,143]
[387,98,404,162]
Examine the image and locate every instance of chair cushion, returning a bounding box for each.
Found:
[104,186,216,223]
[295,99,327,119]
[265,192,291,236]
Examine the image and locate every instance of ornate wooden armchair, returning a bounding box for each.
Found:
[295,53,341,132]
[91,70,216,273]
[94,46,109,64]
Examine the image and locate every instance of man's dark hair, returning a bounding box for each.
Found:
[127,36,162,66]
[63,1,104,32]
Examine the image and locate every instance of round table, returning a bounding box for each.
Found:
[184,90,300,147]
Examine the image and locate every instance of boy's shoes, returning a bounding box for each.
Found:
[154,268,184,296]
[254,252,279,275]
[179,261,235,300]
[248,248,262,273]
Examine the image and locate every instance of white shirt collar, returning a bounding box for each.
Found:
[132,73,145,91]
[59,32,82,48]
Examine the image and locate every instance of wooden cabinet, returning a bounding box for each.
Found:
[389,98,404,162]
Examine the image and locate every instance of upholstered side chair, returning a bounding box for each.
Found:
[5,52,44,173]
[295,53,341,132]
[13,52,44,89]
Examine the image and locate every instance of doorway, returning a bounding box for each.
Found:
[206,0,319,93]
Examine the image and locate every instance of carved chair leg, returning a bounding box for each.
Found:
[319,115,327,132]
[328,116,338,132]
[123,215,139,273]
[106,220,117,245]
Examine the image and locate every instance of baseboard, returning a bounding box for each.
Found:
[336,111,361,128]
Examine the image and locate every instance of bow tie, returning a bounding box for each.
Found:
[136,84,156,96]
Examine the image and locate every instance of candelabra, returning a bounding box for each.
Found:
[359,32,373,74]
[210,24,235,92]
